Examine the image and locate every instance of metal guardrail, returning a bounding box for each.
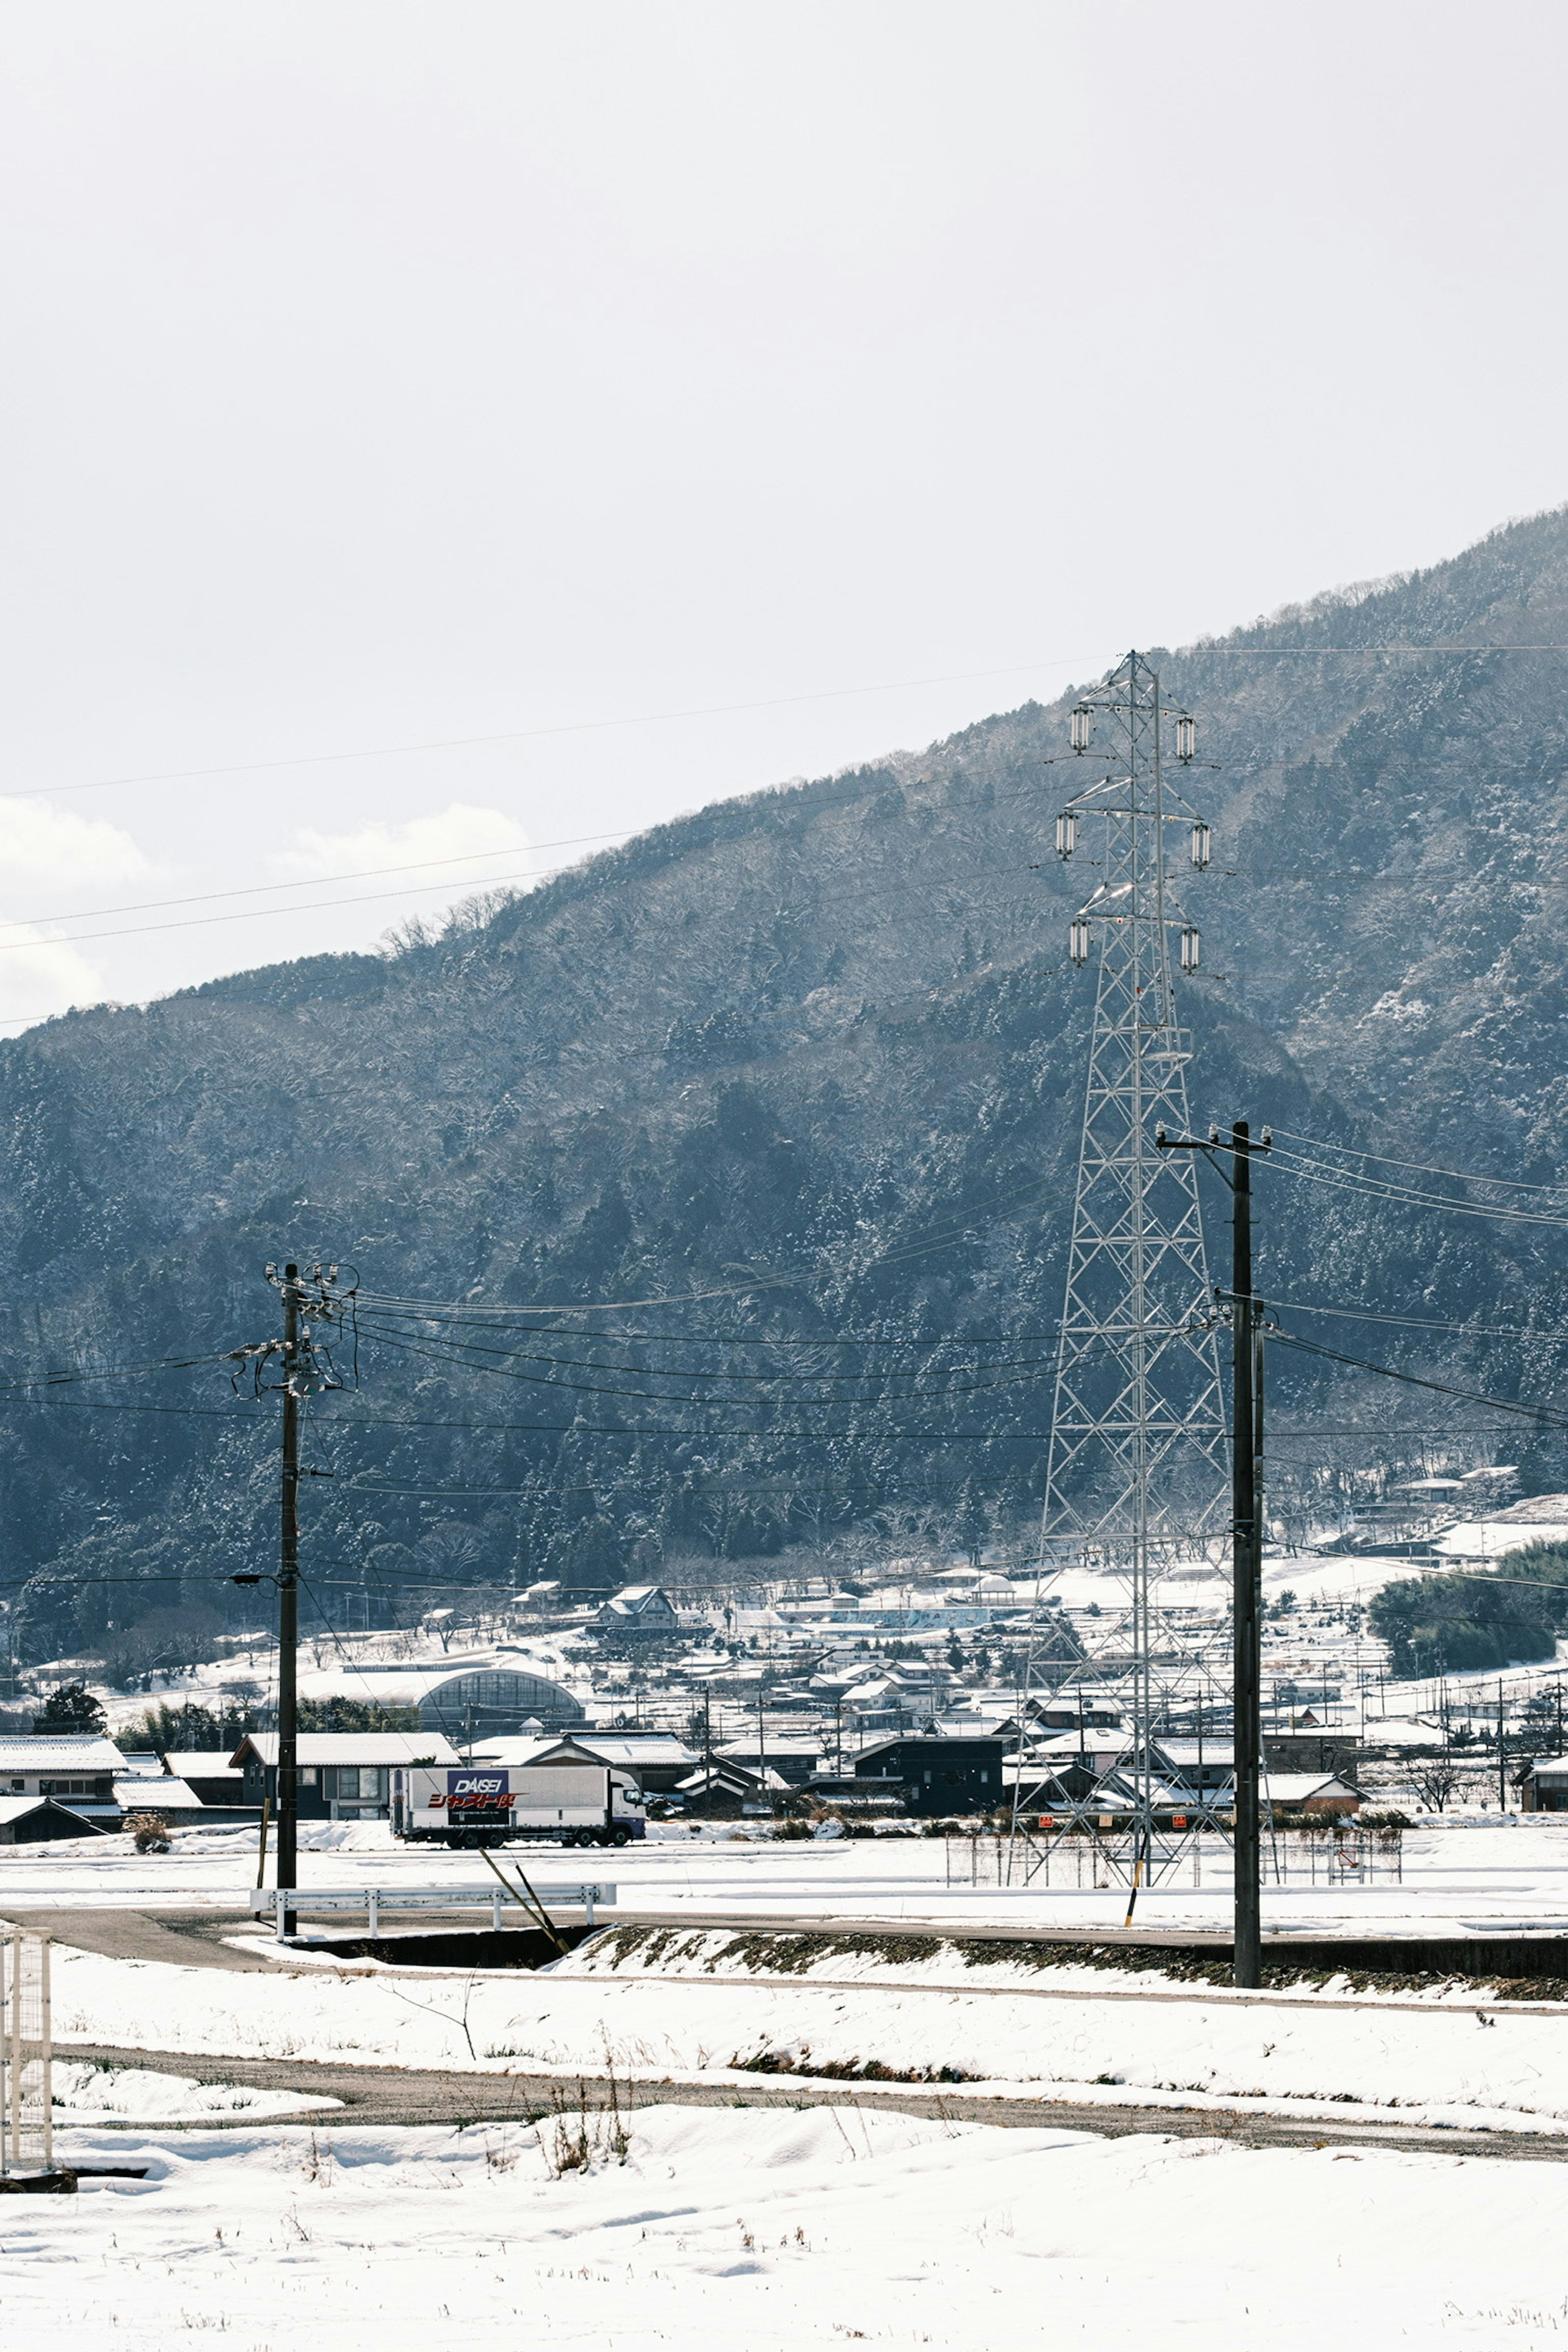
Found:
[249,1884,616,1937]
[2,1928,51,2179]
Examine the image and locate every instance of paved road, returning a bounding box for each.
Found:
[51,2041,1568,2164]
[17,1908,1568,2021]
[8,1907,277,1969]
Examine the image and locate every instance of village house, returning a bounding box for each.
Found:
[231,1731,459,1821]
[0,1734,126,1829]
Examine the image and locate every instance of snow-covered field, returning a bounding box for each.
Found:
[13,1819,1568,2344]
[9,1813,1568,1938]
[12,2107,1568,2351]
[33,1924,1568,2139]
[11,1815,1568,2144]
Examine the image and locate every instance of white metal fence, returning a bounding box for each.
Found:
[1,1929,52,2177]
[249,1883,616,1937]
[946,1822,1404,1893]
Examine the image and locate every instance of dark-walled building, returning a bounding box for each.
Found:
[851,1733,1009,1817]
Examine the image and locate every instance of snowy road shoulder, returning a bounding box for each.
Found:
[49,2058,341,2125]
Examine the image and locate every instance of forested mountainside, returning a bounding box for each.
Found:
[10,506,1568,1661]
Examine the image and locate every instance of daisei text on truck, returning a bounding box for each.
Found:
[392,1762,646,1848]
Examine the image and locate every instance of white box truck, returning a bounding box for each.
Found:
[392,1762,646,1848]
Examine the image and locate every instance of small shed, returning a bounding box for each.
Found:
[0,1792,106,1844]
[162,1750,251,1807]
[112,1777,219,1827]
[1519,1758,1568,1813]
[672,1759,790,1817]
[1263,1772,1362,1817]
[714,1737,822,1790]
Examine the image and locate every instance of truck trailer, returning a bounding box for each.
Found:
[391,1762,646,1848]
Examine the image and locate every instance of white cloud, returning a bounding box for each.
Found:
[274,801,530,891]
[0,797,150,898]
[0,926,105,1029]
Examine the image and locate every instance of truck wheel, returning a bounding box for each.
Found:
[612,1828,630,1846]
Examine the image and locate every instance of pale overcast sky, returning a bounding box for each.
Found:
[0,2,1563,1027]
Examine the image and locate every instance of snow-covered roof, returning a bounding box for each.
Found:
[559,1734,696,1765]
[675,1761,791,1795]
[460,1735,557,1767]
[1263,1773,1359,1802]
[469,1733,696,1769]
[162,1751,245,1778]
[232,1733,460,1766]
[0,1736,126,1773]
[717,1737,822,1760]
[116,1778,203,1810]
[1488,1492,1568,1523]
[1022,1732,1130,1759]
[0,1792,103,1828]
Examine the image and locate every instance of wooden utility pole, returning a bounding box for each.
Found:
[276,1264,301,1938]
[230,1261,347,1939]
[1230,1125,1265,1990]
[1156,1118,1270,1989]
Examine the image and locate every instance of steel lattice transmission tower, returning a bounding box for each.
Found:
[1013,652,1230,1887]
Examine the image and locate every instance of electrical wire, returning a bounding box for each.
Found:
[1256,1126,1568,1198]
[350,1312,1056,1389]
[343,1312,1065,1345]
[0,1348,243,1393]
[1269,1327,1568,1432]
[0,835,1057,958]
[15,819,1568,964]
[0,854,1053,1029]
[1207,1136,1568,1234]
[356,1316,1062,1408]
[0,1391,1062,1437]
[0,829,637,938]
[304,1471,996,1499]
[3,658,1104,804]
[1262,1297,1557,1341]
[13,637,1568,809]
[0,856,608,956]
[1264,1147,1568,1230]
[351,1163,1063,1320]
